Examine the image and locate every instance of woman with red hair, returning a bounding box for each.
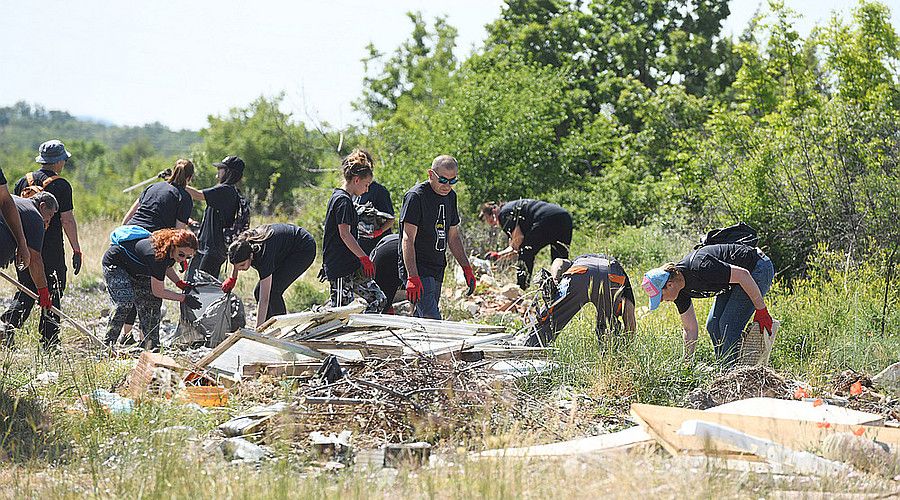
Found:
[102,228,201,350]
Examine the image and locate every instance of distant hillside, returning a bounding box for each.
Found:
[0,101,200,156]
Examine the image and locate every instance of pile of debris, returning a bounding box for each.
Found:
[684,365,796,410]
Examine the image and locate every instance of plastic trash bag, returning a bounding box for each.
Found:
[165,270,245,348]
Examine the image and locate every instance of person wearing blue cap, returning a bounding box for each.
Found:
[642,243,774,366]
[2,140,83,347]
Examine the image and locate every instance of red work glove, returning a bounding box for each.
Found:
[37,287,52,309]
[175,280,194,292]
[221,277,237,293]
[484,251,501,261]
[406,276,423,303]
[754,307,773,334]
[180,259,187,272]
[359,255,375,278]
[462,265,477,296]
[371,228,385,239]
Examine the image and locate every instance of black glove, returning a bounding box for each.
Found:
[183,295,202,310]
[72,251,82,276]
[516,262,531,290]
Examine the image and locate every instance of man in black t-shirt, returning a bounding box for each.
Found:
[4,140,82,347]
[527,254,636,347]
[186,156,244,279]
[480,199,572,290]
[643,243,775,366]
[356,180,395,255]
[398,155,476,319]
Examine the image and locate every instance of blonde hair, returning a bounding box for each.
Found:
[341,149,373,181]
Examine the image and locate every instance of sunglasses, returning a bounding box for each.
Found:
[434,173,458,185]
[176,251,192,259]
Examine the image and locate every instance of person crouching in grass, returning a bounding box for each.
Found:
[321,149,387,313]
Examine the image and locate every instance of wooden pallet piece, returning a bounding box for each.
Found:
[347,314,505,335]
[630,403,900,457]
[475,426,654,458]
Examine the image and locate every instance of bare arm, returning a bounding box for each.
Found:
[185,185,205,201]
[680,303,699,361]
[27,250,47,289]
[447,225,470,268]
[60,210,81,253]
[122,199,139,225]
[150,277,186,302]
[730,265,766,309]
[509,225,525,251]
[256,275,273,328]
[401,223,419,278]
[0,186,30,269]
[165,267,181,284]
[338,224,367,258]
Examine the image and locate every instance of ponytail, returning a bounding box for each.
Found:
[341,149,373,182]
[168,159,194,188]
[227,224,275,263]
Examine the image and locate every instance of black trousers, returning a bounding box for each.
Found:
[517,214,573,285]
[1,249,66,346]
[254,235,316,319]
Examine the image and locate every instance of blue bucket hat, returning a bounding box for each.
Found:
[642,268,670,311]
[35,140,71,164]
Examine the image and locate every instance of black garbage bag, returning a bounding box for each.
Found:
[164,270,245,348]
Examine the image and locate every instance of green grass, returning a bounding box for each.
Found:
[0,220,897,497]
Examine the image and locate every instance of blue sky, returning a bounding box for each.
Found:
[1,0,895,131]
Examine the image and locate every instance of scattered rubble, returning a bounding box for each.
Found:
[685,366,794,410]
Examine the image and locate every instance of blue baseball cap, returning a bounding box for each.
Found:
[642,268,670,311]
[35,140,71,164]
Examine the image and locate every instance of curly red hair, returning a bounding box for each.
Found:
[150,229,198,261]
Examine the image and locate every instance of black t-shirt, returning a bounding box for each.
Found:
[673,244,761,314]
[371,233,401,298]
[198,183,239,256]
[498,199,569,236]
[0,197,45,267]
[102,237,174,280]
[398,181,460,280]
[357,180,394,236]
[252,223,314,280]
[14,169,73,251]
[127,181,193,232]
[323,189,360,280]
[0,168,7,186]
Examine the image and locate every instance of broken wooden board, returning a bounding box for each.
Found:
[709,397,884,426]
[630,403,900,458]
[347,314,506,335]
[258,301,366,334]
[475,426,653,458]
[197,329,331,380]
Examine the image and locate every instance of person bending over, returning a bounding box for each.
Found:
[398,155,476,319]
[643,242,775,367]
[370,233,400,314]
[481,199,572,289]
[527,254,635,347]
[224,224,316,328]
[322,150,386,313]
[102,229,200,351]
[0,193,59,347]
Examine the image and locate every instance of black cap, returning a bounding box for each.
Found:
[213,155,245,173]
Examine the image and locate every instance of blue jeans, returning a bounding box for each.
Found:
[415,277,442,319]
[706,255,775,367]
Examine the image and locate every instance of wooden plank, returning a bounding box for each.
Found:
[195,329,245,370]
[242,362,321,378]
[475,426,653,458]
[258,302,366,332]
[709,398,883,426]
[239,331,328,360]
[630,403,900,457]
[296,340,404,357]
[347,314,506,335]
